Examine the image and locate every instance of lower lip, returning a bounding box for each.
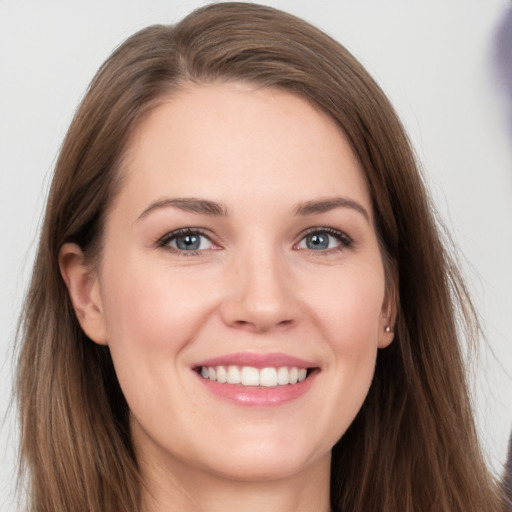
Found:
[195,371,317,407]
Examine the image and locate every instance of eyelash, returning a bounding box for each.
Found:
[157,228,215,256]
[156,227,354,256]
[297,227,354,253]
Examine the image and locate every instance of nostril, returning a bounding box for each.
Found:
[220,289,300,332]
[277,319,293,327]
[231,318,294,332]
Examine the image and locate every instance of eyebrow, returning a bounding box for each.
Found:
[136,196,370,222]
[293,197,370,222]
[137,197,228,220]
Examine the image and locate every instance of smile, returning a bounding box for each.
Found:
[193,352,319,406]
[199,365,309,387]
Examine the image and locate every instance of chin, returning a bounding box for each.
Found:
[207,449,328,483]
[192,429,333,483]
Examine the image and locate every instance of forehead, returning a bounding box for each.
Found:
[118,82,371,216]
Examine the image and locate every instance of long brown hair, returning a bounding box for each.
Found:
[16,3,504,511]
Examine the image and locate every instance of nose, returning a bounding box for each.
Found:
[220,247,300,333]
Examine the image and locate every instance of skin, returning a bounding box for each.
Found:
[60,82,395,512]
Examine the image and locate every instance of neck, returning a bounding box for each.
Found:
[139,452,332,512]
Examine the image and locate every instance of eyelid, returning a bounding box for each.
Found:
[157,227,220,254]
[294,227,354,251]
[156,226,353,255]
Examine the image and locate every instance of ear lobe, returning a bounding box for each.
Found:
[59,243,108,345]
[378,276,398,349]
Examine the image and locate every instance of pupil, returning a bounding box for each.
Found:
[177,234,200,250]
[307,233,328,250]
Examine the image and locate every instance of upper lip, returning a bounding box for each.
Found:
[194,352,319,369]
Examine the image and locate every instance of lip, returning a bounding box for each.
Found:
[194,352,318,369]
[192,352,319,407]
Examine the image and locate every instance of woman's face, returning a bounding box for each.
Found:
[77,83,393,484]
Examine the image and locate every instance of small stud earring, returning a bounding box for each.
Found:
[385,326,391,333]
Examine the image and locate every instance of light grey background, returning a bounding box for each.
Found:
[1,1,511,510]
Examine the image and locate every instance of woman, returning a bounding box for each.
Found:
[16,2,505,511]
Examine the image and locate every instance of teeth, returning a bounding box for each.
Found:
[277,366,290,385]
[260,367,277,387]
[241,366,259,386]
[227,365,241,384]
[199,365,310,387]
[216,365,227,383]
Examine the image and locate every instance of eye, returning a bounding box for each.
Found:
[158,229,216,253]
[296,228,352,251]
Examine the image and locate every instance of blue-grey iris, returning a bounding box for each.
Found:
[176,234,201,250]
[306,233,329,250]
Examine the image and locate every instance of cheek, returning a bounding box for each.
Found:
[97,258,222,438]
[310,264,385,348]
[98,257,218,395]
[101,257,213,346]
[310,268,384,414]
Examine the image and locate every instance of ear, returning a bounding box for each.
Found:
[59,243,108,345]
[378,273,398,349]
